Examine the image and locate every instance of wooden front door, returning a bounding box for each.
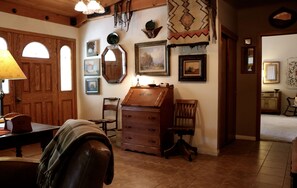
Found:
[14,34,59,125]
[56,39,77,125]
[0,29,77,126]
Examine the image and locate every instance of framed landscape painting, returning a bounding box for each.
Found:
[135,40,169,76]
[178,54,207,81]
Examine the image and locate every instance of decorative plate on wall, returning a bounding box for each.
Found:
[269,7,297,29]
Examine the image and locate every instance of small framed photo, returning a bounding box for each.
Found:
[179,54,207,82]
[135,40,169,76]
[85,78,100,94]
[86,40,99,57]
[84,58,100,76]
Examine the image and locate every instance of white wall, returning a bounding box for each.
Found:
[262,34,297,111]
[78,6,219,155]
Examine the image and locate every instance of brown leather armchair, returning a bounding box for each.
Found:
[0,119,114,188]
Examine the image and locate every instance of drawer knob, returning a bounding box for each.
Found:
[126,136,132,140]
[148,116,156,120]
[125,115,132,118]
[125,125,132,129]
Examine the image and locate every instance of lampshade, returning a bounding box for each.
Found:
[0,50,26,80]
[75,0,105,15]
[74,0,87,12]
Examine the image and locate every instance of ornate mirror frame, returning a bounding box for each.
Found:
[101,45,127,83]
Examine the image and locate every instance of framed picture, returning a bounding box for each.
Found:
[287,57,297,88]
[241,46,256,74]
[84,58,100,76]
[135,40,169,76]
[85,78,100,94]
[263,61,280,84]
[86,39,99,57]
[179,54,207,81]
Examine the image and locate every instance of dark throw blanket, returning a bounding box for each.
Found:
[37,119,114,188]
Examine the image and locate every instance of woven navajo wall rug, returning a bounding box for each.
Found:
[167,0,215,46]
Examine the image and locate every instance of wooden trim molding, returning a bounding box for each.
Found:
[0,1,72,26]
[0,0,167,27]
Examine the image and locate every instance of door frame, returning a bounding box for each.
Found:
[218,25,238,149]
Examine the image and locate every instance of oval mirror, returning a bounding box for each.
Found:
[101,45,127,83]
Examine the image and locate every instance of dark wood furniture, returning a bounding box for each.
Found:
[164,99,198,161]
[121,86,174,156]
[261,91,281,114]
[0,123,59,157]
[89,97,120,137]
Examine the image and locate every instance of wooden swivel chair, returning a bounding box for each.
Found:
[90,97,120,137]
[284,97,297,116]
[164,99,198,161]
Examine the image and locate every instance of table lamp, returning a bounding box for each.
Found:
[0,49,26,116]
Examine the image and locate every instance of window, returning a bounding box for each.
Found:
[60,45,72,91]
[22,42,49,58]
[0,38,7,50]
[0,37,9,94]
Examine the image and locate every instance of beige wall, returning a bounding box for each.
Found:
[78,6,220,155]
[0,12,78,39]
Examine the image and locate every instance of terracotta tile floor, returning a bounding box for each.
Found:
[0,140,292,188]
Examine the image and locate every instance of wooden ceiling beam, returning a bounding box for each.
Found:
[0,1,74,26]
[84,0,167,25]
[0,0,167,27]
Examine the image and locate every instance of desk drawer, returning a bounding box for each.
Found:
[122,124,160,135]
[122,111,160,128]
[122,132,160,147]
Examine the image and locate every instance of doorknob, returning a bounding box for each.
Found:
[15,97,22,102]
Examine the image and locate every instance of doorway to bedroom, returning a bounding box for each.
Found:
[260,33,297,142]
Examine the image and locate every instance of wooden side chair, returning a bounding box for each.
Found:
[90,97,120,137]
[164,99,198,161]
[283,97,297,116]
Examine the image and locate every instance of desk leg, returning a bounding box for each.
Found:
[40,132,54,151]
[16,146,22,157]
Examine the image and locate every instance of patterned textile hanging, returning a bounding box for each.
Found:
[167,0,216,47]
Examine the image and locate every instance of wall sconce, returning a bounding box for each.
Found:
[244,38,252,45]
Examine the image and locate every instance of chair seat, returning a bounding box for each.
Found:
[89,97,120,137]
[170,127,194,135]
[90,119,116,124]
[284,97,297,116]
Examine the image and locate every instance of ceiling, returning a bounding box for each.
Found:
[0,0,295,27]
[224,0,295,9]
[2,0,80,18]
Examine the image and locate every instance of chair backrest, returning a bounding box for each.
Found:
[287,97,297,106]
[174,99,198,130]
[102,97,120,120]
